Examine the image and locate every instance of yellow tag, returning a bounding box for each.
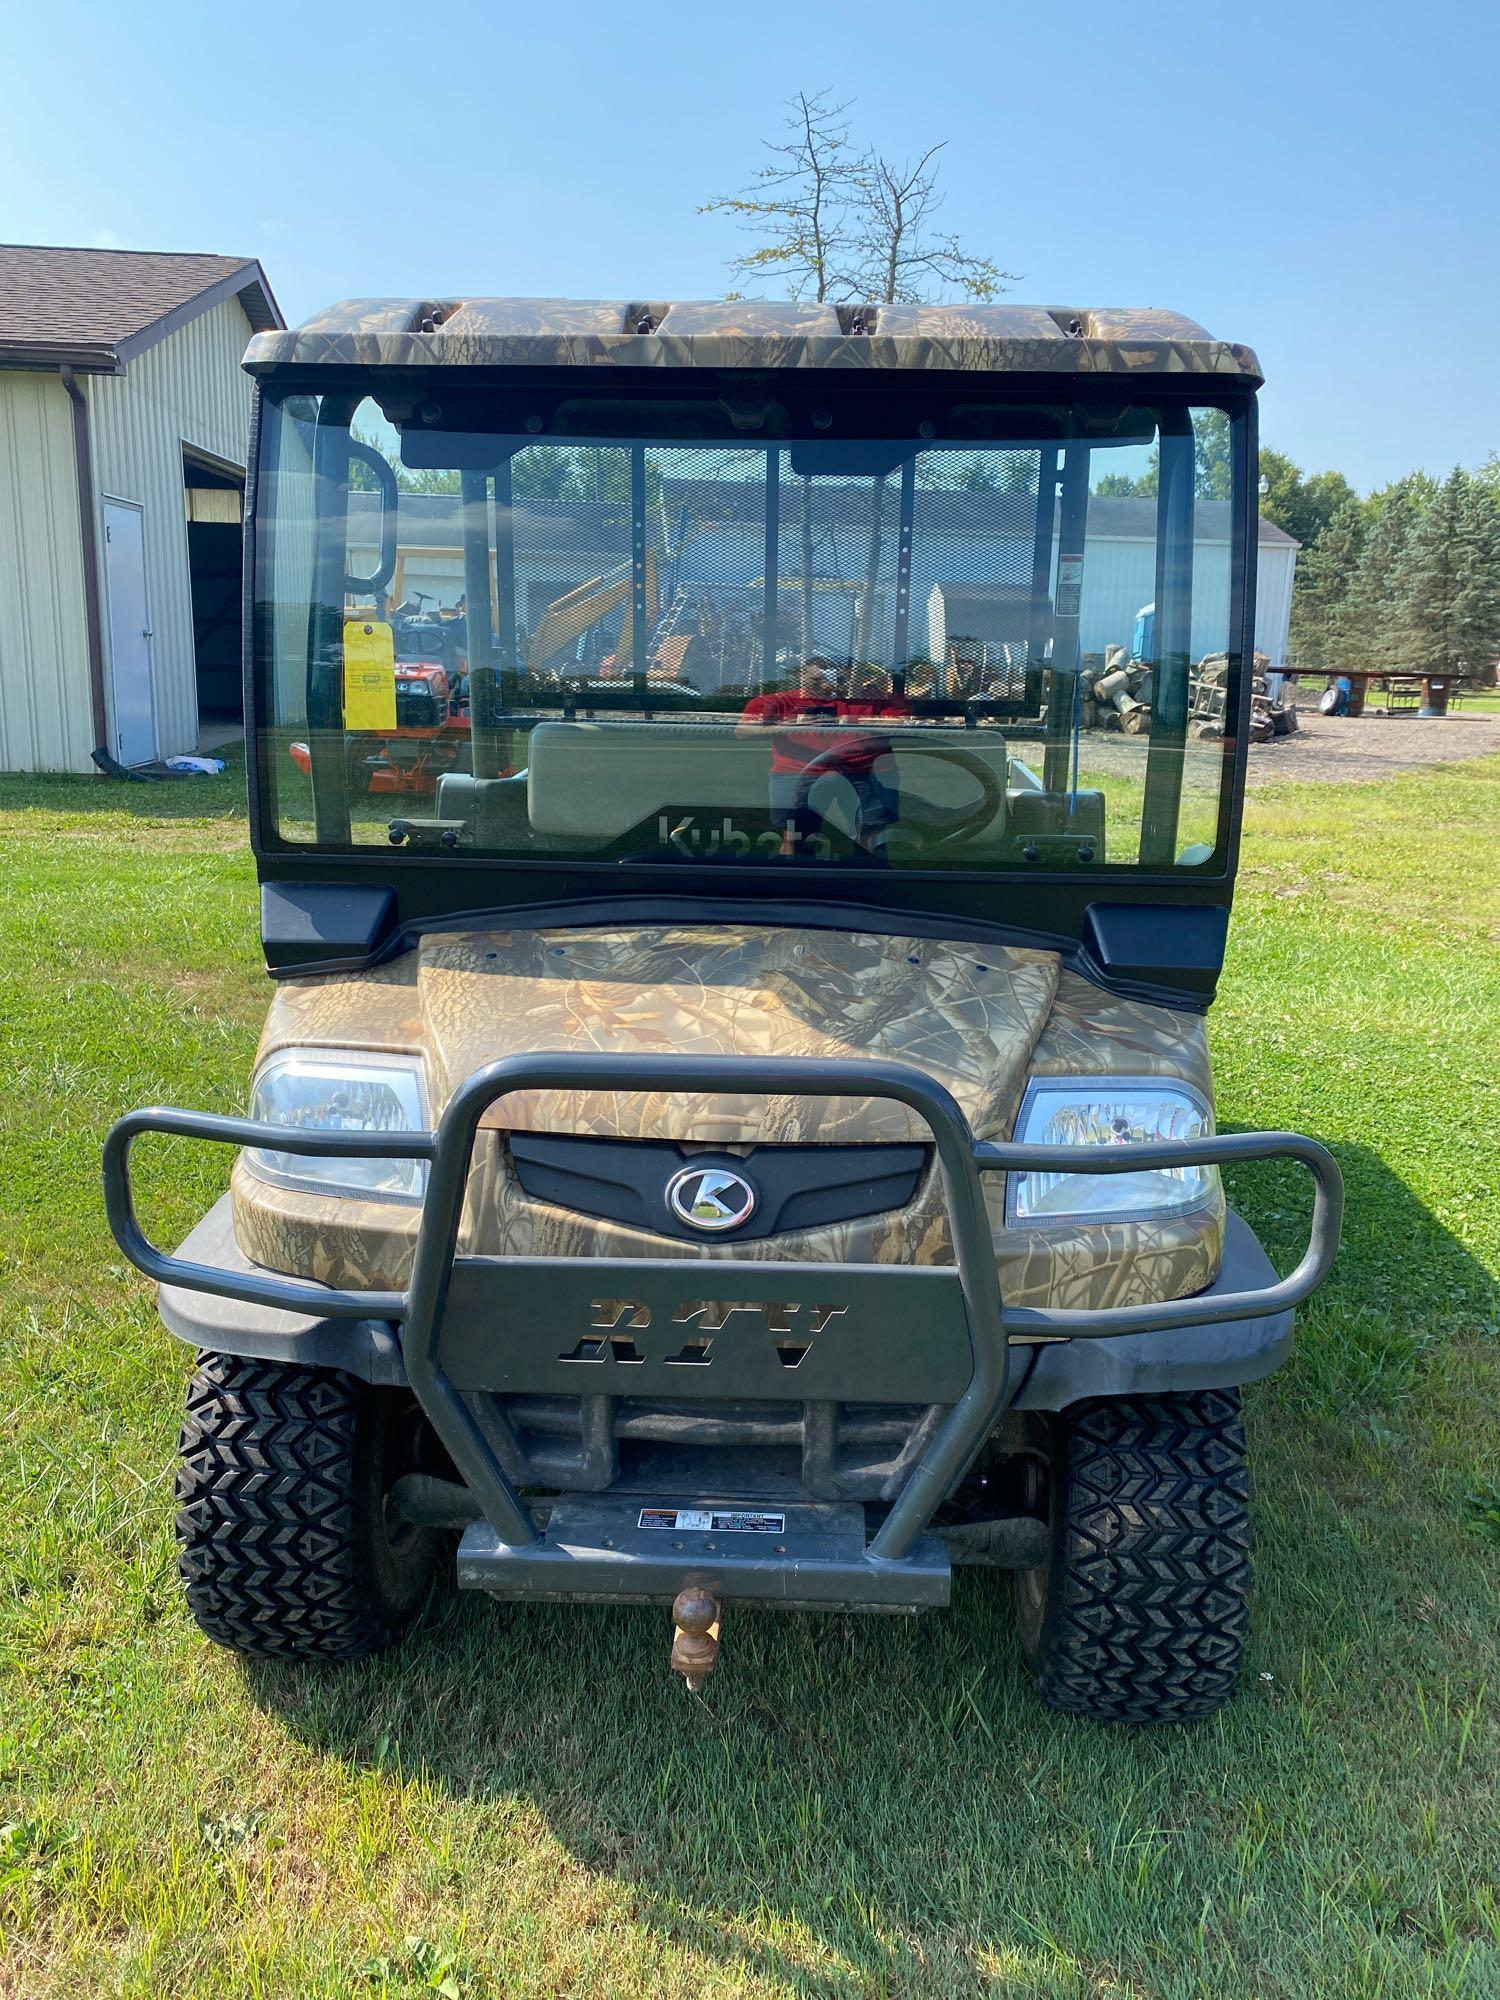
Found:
[343,620,397,731]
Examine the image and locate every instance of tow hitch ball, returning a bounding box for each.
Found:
[670,1585,722,1693]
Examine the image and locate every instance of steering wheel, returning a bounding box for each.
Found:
[792,739,1005,849]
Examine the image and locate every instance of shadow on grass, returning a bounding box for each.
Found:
[238,1143,1497,1995]
[247,1587,1103,1995]
[1221,1136,1498,1417]
[0,751,248,820]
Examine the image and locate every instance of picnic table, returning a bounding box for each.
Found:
[1287,668,1455,717]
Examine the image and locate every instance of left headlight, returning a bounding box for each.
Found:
[243,1049,428,1201]
[1006,1077,1217,1228]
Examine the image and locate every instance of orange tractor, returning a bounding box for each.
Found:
[290,593,477,798]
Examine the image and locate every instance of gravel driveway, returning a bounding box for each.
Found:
[1244,704,1500,786]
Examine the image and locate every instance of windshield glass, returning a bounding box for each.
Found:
[254,391,1246,874]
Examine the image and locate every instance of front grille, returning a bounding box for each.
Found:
[393,678,446,728]
[509,1133,929,1244]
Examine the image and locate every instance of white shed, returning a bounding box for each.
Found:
[917,497,1298,670]
[0,244,281,772]
[1052,497,1300,667]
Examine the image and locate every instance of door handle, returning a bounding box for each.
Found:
[141,628,153,638]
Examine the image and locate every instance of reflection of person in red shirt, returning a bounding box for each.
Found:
[738,657,908,854]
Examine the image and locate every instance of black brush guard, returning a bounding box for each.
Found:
[104,1055,1342,1611]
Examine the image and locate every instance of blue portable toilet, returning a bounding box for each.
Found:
[1132,602,1155,663]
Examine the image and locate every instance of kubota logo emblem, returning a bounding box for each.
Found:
[665,1165,758,1233]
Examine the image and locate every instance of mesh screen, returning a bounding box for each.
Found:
[910,450,1041,705]
[501,444,1045,708]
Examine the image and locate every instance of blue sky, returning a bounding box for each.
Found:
[5,0,1495,492]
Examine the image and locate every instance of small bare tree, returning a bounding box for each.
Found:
[703,93,1016,669]
[701,91,1015,307]
[843,145,1012,305]
[699,90,861,304]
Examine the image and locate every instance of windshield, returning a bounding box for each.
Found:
[253,390,1247,875]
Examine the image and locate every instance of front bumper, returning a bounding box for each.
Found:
[156,1196,1294,1411]
[106,1052,1341,1610]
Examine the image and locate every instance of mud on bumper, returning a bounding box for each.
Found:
[105,1054,1341,1612]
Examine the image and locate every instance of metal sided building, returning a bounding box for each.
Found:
[348,486,1300,677]
[0,244,282,773]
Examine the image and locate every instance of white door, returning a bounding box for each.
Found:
[103,500,156,765]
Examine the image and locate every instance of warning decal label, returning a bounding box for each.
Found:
[638,1508,785,1535]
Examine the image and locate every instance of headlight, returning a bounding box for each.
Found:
[243,1050,428,1201]
[1006,1077,1217,1227]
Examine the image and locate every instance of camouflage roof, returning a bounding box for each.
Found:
[243,298,1262,382]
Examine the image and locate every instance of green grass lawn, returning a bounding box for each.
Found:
[1,754,1497,1999]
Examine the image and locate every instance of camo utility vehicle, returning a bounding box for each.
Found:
[105,297,1342,1722]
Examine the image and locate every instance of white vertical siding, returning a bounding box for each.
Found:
[1077,534,1296,666]
[86,296,254,759]
[1075,539,1235,662]
[0,371,94,772]
[1253,543,1297,664]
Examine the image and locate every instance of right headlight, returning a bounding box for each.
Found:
[243,1049,428,1202]
[1006,1077,1218,1228]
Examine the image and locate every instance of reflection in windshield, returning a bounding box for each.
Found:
[258,411,1241,872]
[737,656,907,856]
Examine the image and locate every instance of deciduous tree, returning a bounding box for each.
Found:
[702,90,1012,305]
[1085,413,1230,501]
[1257,451,1359,551]
[840,144,1014,305]
[700,90,862,303]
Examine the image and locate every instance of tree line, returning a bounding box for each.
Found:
[1093,424,1500,683]
[1279,457,1500,682]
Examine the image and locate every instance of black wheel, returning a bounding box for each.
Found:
[176,1352,444,1661]
[1013,1389,1251,1724]
[345,736,379,796]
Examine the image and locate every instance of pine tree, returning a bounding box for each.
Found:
[1391,469,1472,677]
[1288,501,1365,667]
[1453,478,1500,686]
[1341,478,1424,665]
